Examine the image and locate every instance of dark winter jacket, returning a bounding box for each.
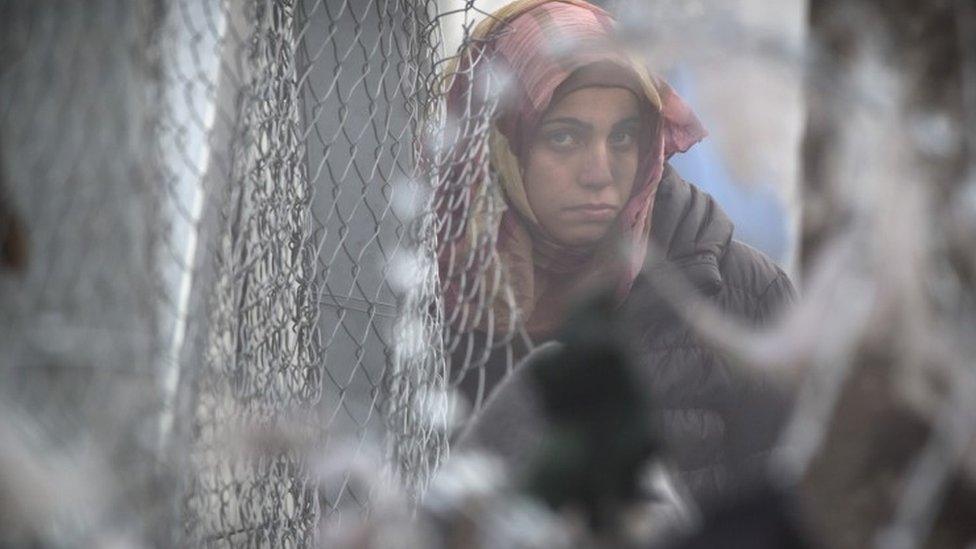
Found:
[455,165,797,503]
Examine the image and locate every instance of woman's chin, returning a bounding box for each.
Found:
[552,229,611,247]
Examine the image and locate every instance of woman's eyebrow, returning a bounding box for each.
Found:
[539,115,640,130]
[540,117,589,129]
[613,116,641,128]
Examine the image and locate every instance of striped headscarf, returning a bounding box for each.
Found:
[436,0,706,336]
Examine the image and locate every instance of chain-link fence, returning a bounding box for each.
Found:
[0,0,529,546]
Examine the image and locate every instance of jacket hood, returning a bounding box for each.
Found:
[646,165,735,295]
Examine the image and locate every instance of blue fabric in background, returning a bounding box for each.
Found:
[666,67,790,266]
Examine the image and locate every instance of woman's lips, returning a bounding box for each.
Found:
[563,204,618,221]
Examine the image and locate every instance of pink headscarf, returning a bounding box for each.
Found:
[436,0,706,336]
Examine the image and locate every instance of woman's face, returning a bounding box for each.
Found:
[523,86,641,246]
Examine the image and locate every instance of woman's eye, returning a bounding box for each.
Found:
[610,130,635,148]
[547,130,577,148]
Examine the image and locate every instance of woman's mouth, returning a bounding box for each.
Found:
[564,203,618,221]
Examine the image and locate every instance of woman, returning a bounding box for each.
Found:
[435,0,795,503]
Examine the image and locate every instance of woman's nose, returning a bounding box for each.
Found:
[579,143,614,189]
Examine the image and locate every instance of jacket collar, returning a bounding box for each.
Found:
[644,165,734,296]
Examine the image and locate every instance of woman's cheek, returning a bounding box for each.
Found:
[615,152,640,198]
[530,153,569,194]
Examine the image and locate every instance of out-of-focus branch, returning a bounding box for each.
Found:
[792,1,976,547]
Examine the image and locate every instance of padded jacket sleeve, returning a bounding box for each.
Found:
[725,264,798,482]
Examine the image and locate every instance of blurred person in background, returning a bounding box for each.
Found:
[436,0,796,508]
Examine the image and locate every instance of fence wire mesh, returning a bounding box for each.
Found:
[0,0,520,546]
